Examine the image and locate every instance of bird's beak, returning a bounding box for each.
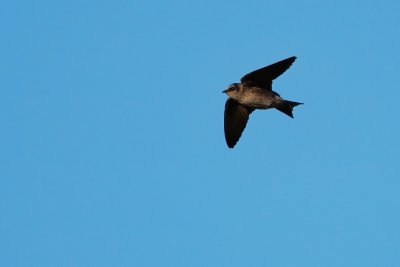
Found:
[222,89,228,93]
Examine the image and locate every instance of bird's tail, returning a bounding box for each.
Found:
[275,100,303,118]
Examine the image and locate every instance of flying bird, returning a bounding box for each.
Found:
[223,56,302,148]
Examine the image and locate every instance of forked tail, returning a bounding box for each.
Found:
[275,100,303,118]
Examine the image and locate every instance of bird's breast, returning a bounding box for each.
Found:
[238,88,281,109]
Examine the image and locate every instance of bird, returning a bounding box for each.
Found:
[223,56,302,148]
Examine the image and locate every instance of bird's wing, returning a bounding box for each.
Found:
[240,56,296,89]
[224,98,254,148]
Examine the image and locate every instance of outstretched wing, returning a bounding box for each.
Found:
[224,98,254,148]
[240,56,296,89]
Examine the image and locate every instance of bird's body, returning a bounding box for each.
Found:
[223,56,303,148]
[227,83,283,109]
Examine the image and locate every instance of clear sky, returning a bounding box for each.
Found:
[1,0,400,266]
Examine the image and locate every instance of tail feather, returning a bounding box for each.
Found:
[275,100,303,118]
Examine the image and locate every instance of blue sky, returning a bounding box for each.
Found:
[1,0,400,266]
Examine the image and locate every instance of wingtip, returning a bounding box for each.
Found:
[226,141,236,149]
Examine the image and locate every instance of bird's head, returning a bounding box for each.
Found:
[223,83,242,97]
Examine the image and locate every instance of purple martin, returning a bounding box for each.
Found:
[223,56,302,148]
